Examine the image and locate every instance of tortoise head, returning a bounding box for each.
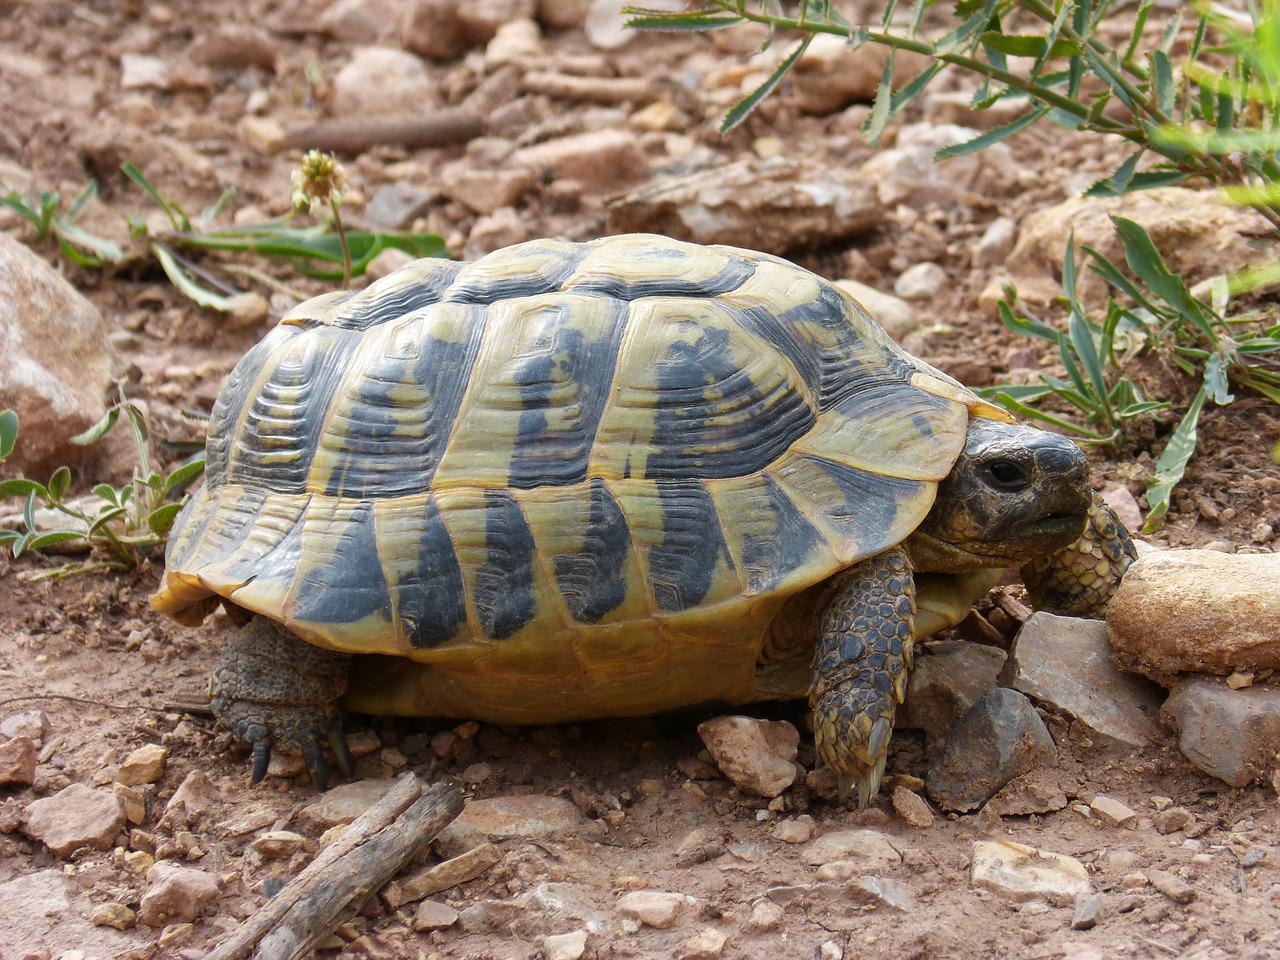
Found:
[907,419,1091,572]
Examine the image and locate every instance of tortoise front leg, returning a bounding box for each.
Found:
[210,617,355,790]
[1020,494,1137,618]
[809,546,915,808]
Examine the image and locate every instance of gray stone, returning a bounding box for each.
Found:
[616,890,693,928]
[411,899,459,931]
[697,716,798,798]
[332,46,437,116]
[1072,893,1105,930]
[858,123,1016,210]
[974,217,1017,269]
[802,829,901,869]
[1107,551,1280,683]
[321,0,409,41]
[970,840,1089,905]
[543,929,588,960]
[298,778,399,830]
[0,710,47,744]
[897,641,1007,744]
[894,262,947,300]
[21,783,125,857]
[1162,679,1280,787]
[365,183,435,230]
[513,129,648,192]
[0,869,132,957]
[434,795,586,857]
[849,875,915,912]
[925,687,1056,812]
[1148,869,1195,904]
[0,233,117,475]
[1002,613,1161,748]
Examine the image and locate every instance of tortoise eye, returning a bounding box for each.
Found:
[986,458,1028,490]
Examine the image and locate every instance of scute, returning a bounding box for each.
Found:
[153,234,989,664]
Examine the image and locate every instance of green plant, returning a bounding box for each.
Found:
[0,388,203,578]
[986,218,1280,530]
[2,180,125,267]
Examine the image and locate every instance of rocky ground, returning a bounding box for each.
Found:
[0,1,1278,959]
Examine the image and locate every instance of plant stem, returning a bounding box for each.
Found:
[330,197,352,289]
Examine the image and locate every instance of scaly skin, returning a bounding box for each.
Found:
[808,546,915,807]
[1021,496,1137,618]
[210,617,354,789]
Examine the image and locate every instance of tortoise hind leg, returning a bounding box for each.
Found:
[808,546,915,808]
[1020,495,1137,618]
[210,616,355,790]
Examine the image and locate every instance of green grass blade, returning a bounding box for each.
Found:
[989,391,1109,439]
[1143,383,1207,532]
[152,243,235,312]
[56,222,126,265]
[721,35,812,133]
[1110,217,1216,339]
[0,409,17,460]
[122,163,185,231]
[66,179,98,221]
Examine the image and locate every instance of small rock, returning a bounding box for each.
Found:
[513,129,649,192]
[435,795,586,857]
[299,779,399,830]
[833,279,919,342]
[1100,485,1143,533]
[584,0,638,49]
[974,217,1017,269]
[771,817,814,844]
[21,783,125,857]
[629,100,686,132]
[850,875,915,912]
[802,829,901,869]
[116,744,168,786]
[926,687,1056,812]
[161,770,223,830]
[1072,893,1105,930]
[542,929,588,960]
[120,54,170,90]
[400,0,469,58]
[366,248,415,282]
[1089,795,1136,829]
[891,785,934,828]
[486,18,543,66]
[385,843,503,906]
[0,710,48,743]
[365,183,435,230]
[411,899,459,931]
[227,291,271,327]
[138,864,219,926]
[445,166,536,215]
[1153,807,1193,835]
[249,830,308,860]
[465,207,531,258]
[894,262,947,300]
[697,716,799,798]
[333,46,437,116]
[113,784,146,825]
[970,840,1090,905]
[321,0,408,41]
[681,927,728,959]
[0,735,37,786]
[746,899,784,933]
[858,123,1015,210]
[616,890,692,928]
[985,770,1069,816]
[539,0,589,28]
[1162,679,1280,787]
[185,25,279,70]
[819,941,843,960]
[1002,613,1161,748]
[789,33,927,114]
[896,641,1007,745]
[91,902,136,930]
[1147,869,1195,904]
[1108,551,1280,682]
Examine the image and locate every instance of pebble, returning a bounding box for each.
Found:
[332,46,437,117]
[891,786,934,828]
[681,927,728,959]
[485,18,543,66]
[746,899,784,933]
[974,217,1017,269]
[771,816,814,844]
[1147,869,1195,904]
[1153,807,1193,835]
[925,687,1056,812]
[833,279,919,342]
[466,207,531,259]
[970,840,1090,906]
[542,929,588,960]
[138,864,219,926]
[897,641,1007,745]
[114,784,146,825]
[90,902,136,930]
[1120,872,1148,889]
[249,830,308,860]
[320,0,405,41]
[1002,613,1160,747]
[21,783,125,857]
[445,167,536,215]
[851,875,915,913]
[803,830,901,869]
[116,744,168,786]
[1161,679,1280,787]
[0,735,37,786]
[411,899,459,932]
[298,779,399,830]
[696,716,799,798]
[1072,893,1105,930]
[894,262,948,300]
[0,710,48,744]
[513,129,649,192]
[435,795,586,857]
[386,842,502,906]
[161,770,223,830]
[1089,795,1136,829]
[819,941,844,960]
[616,890,693,929]
[365,183,435,230]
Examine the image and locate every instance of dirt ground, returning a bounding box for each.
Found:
[1,2,1278,959]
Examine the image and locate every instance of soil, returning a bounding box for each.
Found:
[1,3,1278,960]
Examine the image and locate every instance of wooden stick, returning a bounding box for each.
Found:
[283,111,485,154]
[521,71,661,104]
[204,774,464,960]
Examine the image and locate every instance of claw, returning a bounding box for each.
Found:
[838,753,888,809]
[329,723,354,778]
[303,737,330,792]
[251,741,270,785]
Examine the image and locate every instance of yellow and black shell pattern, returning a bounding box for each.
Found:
[152,234,1008,721]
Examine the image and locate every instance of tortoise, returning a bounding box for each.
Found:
[151,233,1136,806]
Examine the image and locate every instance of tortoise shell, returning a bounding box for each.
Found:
[152,234,1006,722]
